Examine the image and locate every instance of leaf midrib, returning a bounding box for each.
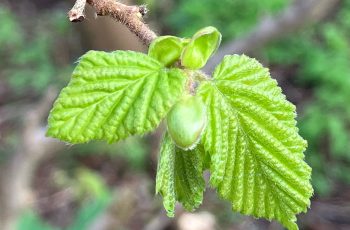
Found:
[209,81,298,222]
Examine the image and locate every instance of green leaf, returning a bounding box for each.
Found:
[148,36,185,66]
[47,50,187,143]
[181,26,222,69]
[197,55,313,230]
[156,133,206,216]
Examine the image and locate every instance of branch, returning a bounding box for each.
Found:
[205,0,340,72]
[68,0,157,46]
[68,0,87,22]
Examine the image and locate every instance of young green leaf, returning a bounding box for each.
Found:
[156,133,206,216]
[148,36,185,66]
[47,50,187,143]
[198,55,313,230]
[181,26,222,69]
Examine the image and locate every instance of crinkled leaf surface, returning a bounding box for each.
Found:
[47,50,187,143]
[197,55,313,230]
[156,133,206,217]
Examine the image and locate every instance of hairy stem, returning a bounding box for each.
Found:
[68,0,157,46]
[68,0,87,22]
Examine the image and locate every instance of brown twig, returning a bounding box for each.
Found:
[68,0,87,22]
[68,0,157,46]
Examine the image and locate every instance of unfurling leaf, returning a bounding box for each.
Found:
[166,94,207,150]
[156,133,206,217]
[148,36,186,66]
[198,55,313,230]
[181,26,222,69]
[47,50,187,143]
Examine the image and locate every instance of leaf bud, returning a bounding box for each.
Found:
[166,95,207,150]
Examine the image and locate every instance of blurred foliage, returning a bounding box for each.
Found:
[61,137,148,171]
[17,211,59,230]
[17,197,110,230]
[166,0,350,196]
[54,167,111,201]
[66,198,110,230]
[265,2,350,196]
[18,167,111,230]
[0,5,72,97]
[166,0,289,40]
[0,3,74,163]
[0,7,22,47]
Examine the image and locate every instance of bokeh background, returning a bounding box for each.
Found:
[1,0,350,229]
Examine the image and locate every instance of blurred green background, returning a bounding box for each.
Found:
[0,0,349,229]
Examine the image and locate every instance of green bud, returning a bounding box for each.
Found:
[181,26,222,69]
[148,36,185,66]
[166,95,207,150]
